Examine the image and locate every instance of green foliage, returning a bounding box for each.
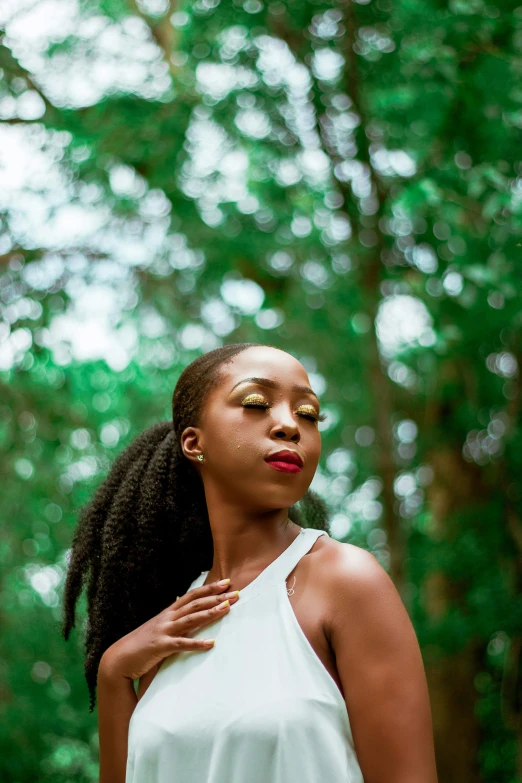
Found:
[0,0,521,780]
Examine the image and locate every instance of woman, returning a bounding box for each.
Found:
[62,342,438,783]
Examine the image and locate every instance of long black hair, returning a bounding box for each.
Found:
[61,343,331,712]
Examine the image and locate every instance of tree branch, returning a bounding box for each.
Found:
[0,43,57,122]
[125,0,181,83]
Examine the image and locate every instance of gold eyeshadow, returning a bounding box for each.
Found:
[241,393,267,404]
[239,393,324,422]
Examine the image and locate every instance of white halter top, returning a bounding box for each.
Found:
[126,527,364,782]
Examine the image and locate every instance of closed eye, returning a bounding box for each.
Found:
[241,399,326,423]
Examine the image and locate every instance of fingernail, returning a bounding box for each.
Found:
[217,578,230,586]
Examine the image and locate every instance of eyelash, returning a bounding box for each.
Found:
[240,395,326,423]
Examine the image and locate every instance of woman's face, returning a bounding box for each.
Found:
[183,346,322,512]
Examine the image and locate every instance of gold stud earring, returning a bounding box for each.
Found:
[197,454,204,462]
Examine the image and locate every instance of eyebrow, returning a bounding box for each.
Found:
[230,376,319,400]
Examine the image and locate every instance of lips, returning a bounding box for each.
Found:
[265,450,303,468]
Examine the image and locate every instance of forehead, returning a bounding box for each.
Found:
[220,346,309,388]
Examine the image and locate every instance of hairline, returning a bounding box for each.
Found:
[229,376,319,400]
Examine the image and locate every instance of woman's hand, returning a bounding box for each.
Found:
[99,579,239,681]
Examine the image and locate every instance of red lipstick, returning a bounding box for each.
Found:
[265,449,303,473]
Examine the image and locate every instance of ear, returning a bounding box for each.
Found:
[180,426,204,465]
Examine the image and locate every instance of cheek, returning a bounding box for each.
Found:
[304,428,321,455]
[306,445,321,474]
[209,423,251,462]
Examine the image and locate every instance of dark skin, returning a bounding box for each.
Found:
[138,346,438,783]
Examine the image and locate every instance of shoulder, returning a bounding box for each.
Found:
[311,532,382,589]
[310,534,404,631]
[312,535,423,687]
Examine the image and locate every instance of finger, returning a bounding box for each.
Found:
[171,579,231,609]
[166,636,216,653]
[172,591,239,621]
[170,598,233,635]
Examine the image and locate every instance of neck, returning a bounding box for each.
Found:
[204,511,301,585]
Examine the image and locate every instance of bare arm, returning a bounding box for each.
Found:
[97,655,138,783]
[327,545,438,783]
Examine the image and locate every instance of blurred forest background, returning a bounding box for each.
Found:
[0,0,521,780]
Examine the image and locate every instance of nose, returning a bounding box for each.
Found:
[269,403,301,441]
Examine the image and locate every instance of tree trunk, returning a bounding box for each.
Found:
[422,445,483,782]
